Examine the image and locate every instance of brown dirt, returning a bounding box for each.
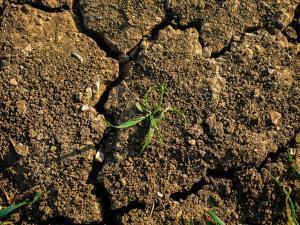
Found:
[0,0,299,224]
[0,3,118,224]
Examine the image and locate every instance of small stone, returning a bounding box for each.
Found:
[232,35,240,41]
[16,100,27,115]
[50,146,57,152]
[12,141,29,157]
[290,105,299,112]
[71,52,84,63]
[269,111,281,125]
[120,178,126,186]
[85,87,93,98]
[289,148,297,156]
[157,192,163,198]
[81,104,90,111]
[29,129,38,138]
[188,139,196,146]
[95,151,104,162]
[202,46,212,58]
[9,78,18,86]
[24,44,32,52]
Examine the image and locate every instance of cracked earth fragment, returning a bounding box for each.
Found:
[79,0,165,55]
[0,4,118,223]
[169,0,299,53]
[101,25,299,211]
[121,155,293,224]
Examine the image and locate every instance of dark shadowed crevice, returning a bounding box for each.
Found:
[94,61,129,119]
[241,221,260,225]
[244,26,263,34]
[257,132,298,171]
[290,4,300,43]
[11,0,68,12]
[0,0,7,27]
[170,179,206,201]
[206,167,236,179]
[87,129,146,225]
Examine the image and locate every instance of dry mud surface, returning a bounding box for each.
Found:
[0,0,299,224]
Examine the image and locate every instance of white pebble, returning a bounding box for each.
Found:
[95,151,104,162]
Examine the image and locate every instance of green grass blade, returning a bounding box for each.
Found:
[188,220,194,225]
[287,153,300,180]
[0,192,41,218]
[159,84,166,106]
[143,85,157,109]
[108,116,147,129]
[207,211,225,225]
[135,102,144,113]
[140,117,155,153]
[291,167,300,180]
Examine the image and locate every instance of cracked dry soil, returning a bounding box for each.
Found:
[0,0,299,224]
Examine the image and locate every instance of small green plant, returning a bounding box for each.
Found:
[207,211,225,225]
[107,84,186,154]
[0,192,41,223]
[275,179,299,225]
[275,153,300,225]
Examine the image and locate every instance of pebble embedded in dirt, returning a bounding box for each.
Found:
[0,4,118,224]
[269,110,282,125]
[9,78,18,86]
[79,0,166,54]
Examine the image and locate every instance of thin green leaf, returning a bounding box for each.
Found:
[291,167,300,180]
[275,178,299,225]
[288,152,294,163]
[207,211,225,225]
[188,220,194,225]
[135,102,144,113]
[0,192,42,219]
[295,202,300,212]
[108,116,148,129]
[141,117,155,153]
[287,153,300,180]
[152,117,163,144]
[143,85,157,109]
[159,84,166,106]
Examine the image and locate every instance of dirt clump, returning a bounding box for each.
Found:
[101,24,299,222]
[0,3,118,223]
[79,0,165,55]
[169,0,299,53]
[121,155,292,224]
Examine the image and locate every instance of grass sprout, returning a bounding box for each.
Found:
[0,192,41,222]
[287,152,300,180]
[107,84,186,154]
[207,211,225,225]
[275,153,300,225]
[275,178,299,225]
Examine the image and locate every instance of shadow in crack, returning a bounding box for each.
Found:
[12,0,68,13]
[170,178,206,201]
